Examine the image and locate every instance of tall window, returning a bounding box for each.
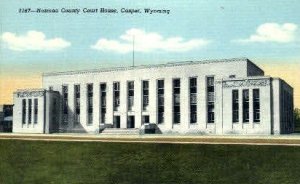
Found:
[28,99,32,124]
[62,85,68,125]
[232,90,239,123]
[207,77,215,123]
[142,81,149,111]
[22,99,26,124]
[253,89,260,122]
[157,80,164,124]
[190,77,197,124]
[74,85,80,125]
[113,82,120,111]
[34,98,38,124]
[243,89,249,123]
[173,79,181,124]
[100,83,107,124]
[87,84,93,125]
[128,81,134,111]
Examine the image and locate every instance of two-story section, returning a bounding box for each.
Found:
[13,89,60,133]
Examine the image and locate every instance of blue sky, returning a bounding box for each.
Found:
[1,0,300,75]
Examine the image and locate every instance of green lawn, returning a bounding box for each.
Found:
[0,140,300,184]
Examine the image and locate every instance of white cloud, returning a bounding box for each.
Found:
[234,23,298,43]
[91,28,210,53]
[1,31,71,51]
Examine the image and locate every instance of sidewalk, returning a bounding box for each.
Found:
[1,133,300,146]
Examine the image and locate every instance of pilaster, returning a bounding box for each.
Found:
[165,78,173,129]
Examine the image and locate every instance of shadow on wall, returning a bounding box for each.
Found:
[55,105,88,133]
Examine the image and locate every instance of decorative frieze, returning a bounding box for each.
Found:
[222,79,270,88]
[17,90,45,98]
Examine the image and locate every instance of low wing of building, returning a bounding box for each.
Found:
[0,104,13,132]
[12,58,294,135]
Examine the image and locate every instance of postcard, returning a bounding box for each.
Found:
[0,1,299,183]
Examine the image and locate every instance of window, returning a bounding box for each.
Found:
[157,80,164,124]
[62,85,68,125]
[22,99,26,124]
[207,77,214,88]
[113,82,120,111]
[232,90,239,123]
[207,77,215,123]
[28,99,32,124]
[100,83,107,124]
[87,84,93,125]
[190,77,197,124]
[74,85,80,125]
[243,89,249,123]
[190,105,197,124]
[142,81,149,111]
[101,84,107,107]
[34,98,38,124]
[190,94,197,104]
[101,113,106,124]
[253,89,260,123]
[128,81,134,111]
[207,104,214,123]
[173,79,180,124]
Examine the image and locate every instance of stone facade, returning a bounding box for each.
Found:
[12,58,294,134]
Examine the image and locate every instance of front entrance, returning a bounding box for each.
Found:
[113,116,120,128]
[127,116,135,128]
[142,115,149,124]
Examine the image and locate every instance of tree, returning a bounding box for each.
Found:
[294,108,300,132]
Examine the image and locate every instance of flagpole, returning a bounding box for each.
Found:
[132,35,135,67]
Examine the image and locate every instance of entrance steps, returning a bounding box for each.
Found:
[101,128,140,135]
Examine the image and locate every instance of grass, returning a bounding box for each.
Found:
[0,140,300,184]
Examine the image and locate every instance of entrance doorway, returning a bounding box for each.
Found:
[142,115,149,124]
[113,116,120,128]
[127,116,135,128]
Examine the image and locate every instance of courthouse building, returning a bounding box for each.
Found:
[13,58,294,135]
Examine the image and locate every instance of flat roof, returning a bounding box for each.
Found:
[43,57,254,77]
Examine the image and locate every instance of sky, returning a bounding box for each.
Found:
[0,0,299,107]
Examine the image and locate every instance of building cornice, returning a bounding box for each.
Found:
[43,57,250,77]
